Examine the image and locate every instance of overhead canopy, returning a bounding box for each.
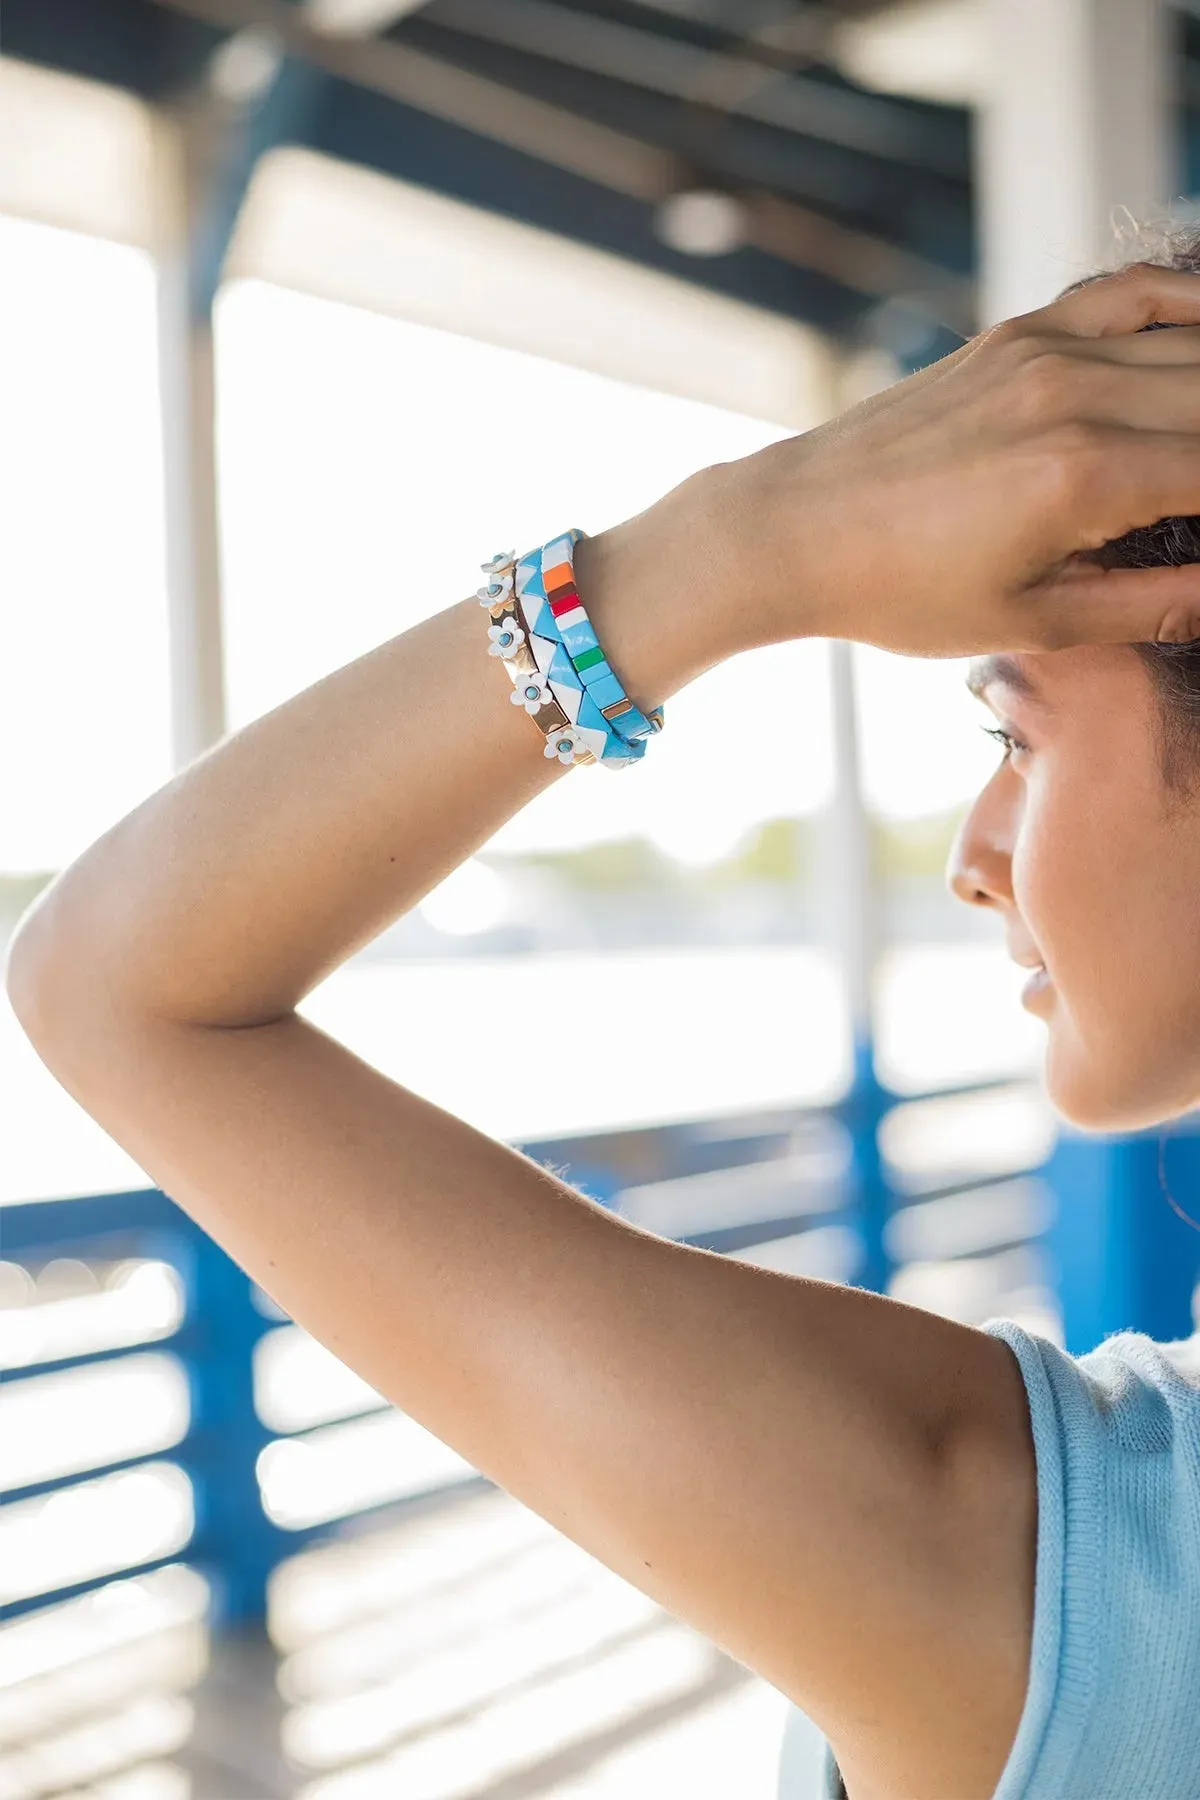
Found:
[8,0,1200,360]
[0,4,968,354]
[10,1,1200,323]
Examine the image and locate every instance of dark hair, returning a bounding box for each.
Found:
[1081,227,1200,797]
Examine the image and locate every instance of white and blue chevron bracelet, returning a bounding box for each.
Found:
[519,530,664,749]
[477,535,663,770]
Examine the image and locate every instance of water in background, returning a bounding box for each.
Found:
[2,942,1042,1207]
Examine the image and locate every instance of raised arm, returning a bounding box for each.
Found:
[2,458,1034,1800]
[12,264,1200,1799]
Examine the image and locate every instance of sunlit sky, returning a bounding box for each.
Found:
[0,211,1002,877]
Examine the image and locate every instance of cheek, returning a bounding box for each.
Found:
[1012,780,1140,989]
[1017,775,1200,1126]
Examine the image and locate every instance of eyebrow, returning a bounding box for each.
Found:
[965,654,1048,706]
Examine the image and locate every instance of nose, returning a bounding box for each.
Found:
[946,777,1016,912]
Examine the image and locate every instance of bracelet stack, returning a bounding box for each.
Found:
[477,529,664,770]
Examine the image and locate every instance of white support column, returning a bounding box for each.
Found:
[979,0,1175,325]
[824,638,879,1058]
[153,110,229,770]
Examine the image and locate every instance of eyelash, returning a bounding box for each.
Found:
[981,724,1029,761]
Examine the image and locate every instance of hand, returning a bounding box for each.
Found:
[744,263,1200,658]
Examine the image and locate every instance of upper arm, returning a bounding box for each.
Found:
[7,945,1036,1791]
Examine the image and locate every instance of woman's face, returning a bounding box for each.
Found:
[947,644,1200,1131]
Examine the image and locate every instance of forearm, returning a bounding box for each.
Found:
[12,462,789,1028]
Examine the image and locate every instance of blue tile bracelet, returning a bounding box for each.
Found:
[477,548,639,769]
[521,530,665,751]
[476,534,664,770]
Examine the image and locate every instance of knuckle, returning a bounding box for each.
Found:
[1037,614,1077,652]
[1036,420,1107,503]
[985,315,1029,352]
[1005,591,1072,653]
[1016,346,1081,419]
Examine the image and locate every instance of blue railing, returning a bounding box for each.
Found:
[5,1068,1200,1635]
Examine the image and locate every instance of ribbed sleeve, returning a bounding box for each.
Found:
[779,1322,1200,1800]
[982,1320,1200,1799]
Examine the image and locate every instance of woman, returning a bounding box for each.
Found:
[10,256,1200,1800]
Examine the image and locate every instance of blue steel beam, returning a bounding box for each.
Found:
[172,1225,313,1625]
[0,1186,183,1252]
[831,1032,896,1294]
[0,0,222,101]
[188,53,322,319]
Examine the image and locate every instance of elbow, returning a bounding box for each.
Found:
[6,904,73,1050]
[5,888,111,1060]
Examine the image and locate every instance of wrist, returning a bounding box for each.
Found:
[574,460,792,711]
[727,434,837,645]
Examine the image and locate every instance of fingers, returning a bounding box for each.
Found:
[1038,359,1200,433]
[1086,323,1200,364]
[1032,560,1200,650]
[995,340,1200,451]
[1018,425,1200,588]
[1033,263,1200,337]
[1068,426,1200,532]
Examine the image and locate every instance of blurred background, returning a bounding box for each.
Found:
[5,2,1200,1796]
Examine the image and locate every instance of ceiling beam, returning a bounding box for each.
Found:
[149,0,973,329]
[423,0,965,175]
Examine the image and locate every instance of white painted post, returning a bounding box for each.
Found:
[819,0,1173,1096]
[978,0,1174,325]
[825,638,878,1061]
[152,111,229,770]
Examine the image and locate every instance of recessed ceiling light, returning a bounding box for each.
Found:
[655,190,748,258]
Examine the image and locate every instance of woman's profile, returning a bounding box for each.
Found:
[10,243,1200,1800]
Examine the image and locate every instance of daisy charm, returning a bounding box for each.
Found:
[477,573,514,607]
[487,618,523,660]
[510,671,551,714]
[544,726,585,765]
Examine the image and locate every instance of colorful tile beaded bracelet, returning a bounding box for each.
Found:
[477,538,659,769]
[519,530,665,749]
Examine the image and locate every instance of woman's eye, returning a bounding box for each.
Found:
[981,724,1028,761]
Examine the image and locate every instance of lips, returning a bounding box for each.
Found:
[1019,962,1053,1007]
[1009,944,1051,1005]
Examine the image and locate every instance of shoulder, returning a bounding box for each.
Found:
[820,1322,1200,1800]
[823,1319,1039,1800]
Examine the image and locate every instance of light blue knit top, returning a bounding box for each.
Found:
[777,1318,1200,1800]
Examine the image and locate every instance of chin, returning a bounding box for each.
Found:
[1043,1029,1200,1134]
